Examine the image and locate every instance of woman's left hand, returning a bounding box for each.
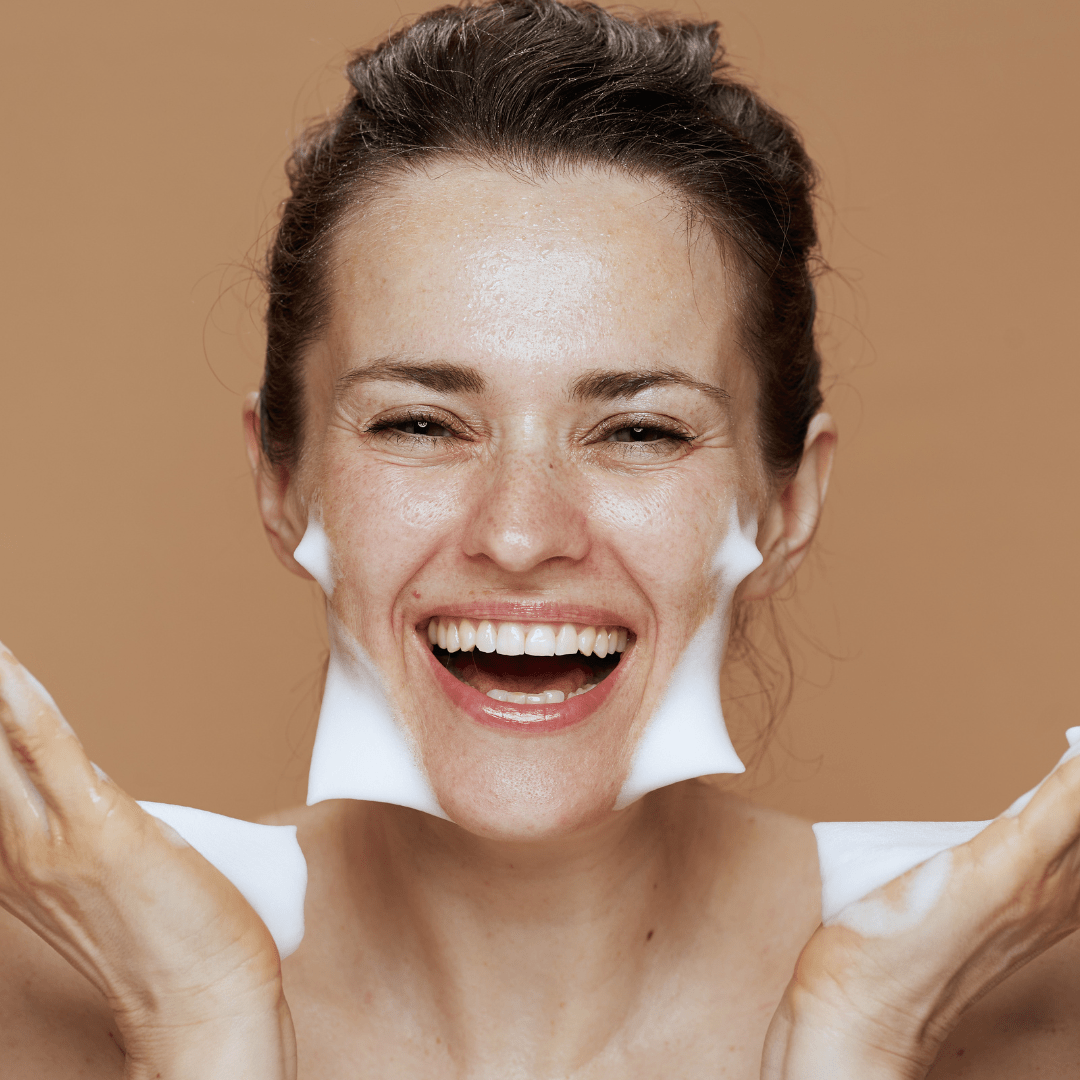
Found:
[761,747,1080,1079]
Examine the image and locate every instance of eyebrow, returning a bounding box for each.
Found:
[335,358,487,397]
[569,368,730,405]
[334,358,729,406]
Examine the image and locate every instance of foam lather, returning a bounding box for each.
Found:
[293,507,763,814]
[137,801,307,959]
[127,512,1079,959]
[814,727,1080,925]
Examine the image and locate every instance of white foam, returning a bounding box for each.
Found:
[138,801,307,959]
[293,517,446,818]
[297,504,760,816]
[815,728,1080,935]
[615,504,761,807]
[831,849,953,937]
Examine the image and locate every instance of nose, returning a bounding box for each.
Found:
[461,434,590,573]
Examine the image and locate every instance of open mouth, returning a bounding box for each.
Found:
[425,617,628,704]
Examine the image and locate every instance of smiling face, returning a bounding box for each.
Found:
[270,164,773,839]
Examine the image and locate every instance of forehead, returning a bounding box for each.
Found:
[326,164,739,381]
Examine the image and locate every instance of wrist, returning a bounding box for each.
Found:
[120,988,296,1080]
[762,983,933,1080]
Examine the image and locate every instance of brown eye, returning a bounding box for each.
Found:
[608,425,667,443]
[393,418,454,438]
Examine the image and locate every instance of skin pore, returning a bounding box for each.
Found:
[244,163,834,1076]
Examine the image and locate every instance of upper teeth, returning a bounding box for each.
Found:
[426,618,628,658]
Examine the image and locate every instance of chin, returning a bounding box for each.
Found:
[401,612,646,839]
[424,742,630,842]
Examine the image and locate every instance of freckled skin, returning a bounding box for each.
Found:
[294,166,762,839]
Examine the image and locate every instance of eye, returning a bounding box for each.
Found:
[585,413,695,463]
[364,410,462,443]
[388,417,454,438]
[606,424,671,443]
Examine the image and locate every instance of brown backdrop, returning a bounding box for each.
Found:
[2,0,1076,824]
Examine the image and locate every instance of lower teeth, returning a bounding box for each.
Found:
[486,684,597,704]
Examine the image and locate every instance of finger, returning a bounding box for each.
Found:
[0,642,102,818]
[960,741,1080,901]
[0,724,50,835]
[1013,745,1080,867]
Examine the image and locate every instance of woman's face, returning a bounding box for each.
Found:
[289,165,766,839]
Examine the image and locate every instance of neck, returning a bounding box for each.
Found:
[333,788,715,1076]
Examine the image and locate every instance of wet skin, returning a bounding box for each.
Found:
[255,164,817,840]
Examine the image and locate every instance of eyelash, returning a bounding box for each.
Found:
[364,410,465,444]
[364,410,695,453]
[593,417,695,451]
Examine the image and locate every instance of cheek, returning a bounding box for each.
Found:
[584,469,732,600]
[319,455,474,608]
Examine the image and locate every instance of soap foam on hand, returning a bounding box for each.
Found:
[137,802,307,959]
[814,727,1080,931]
[0,645,309,960]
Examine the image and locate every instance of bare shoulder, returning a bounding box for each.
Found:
[668,780,822,957]
[928,929,1080,1078]
[0,905,123,1078]
[687,779,821,902]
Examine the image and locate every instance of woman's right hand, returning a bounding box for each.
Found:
[0,642,297,1080]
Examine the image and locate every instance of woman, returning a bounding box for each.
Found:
[2,2,1079,1076]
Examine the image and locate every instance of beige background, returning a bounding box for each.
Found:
[1,0,1076,824]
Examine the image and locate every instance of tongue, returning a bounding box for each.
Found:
[444,653,599,696]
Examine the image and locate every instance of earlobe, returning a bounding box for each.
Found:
[242,392,315,582]
[740,412,837,602]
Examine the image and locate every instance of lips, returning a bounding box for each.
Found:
[423,644,620,733]
[419,615,630,732]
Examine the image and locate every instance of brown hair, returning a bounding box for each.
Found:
[260,0,823,483]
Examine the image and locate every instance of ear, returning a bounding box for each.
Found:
[242,392,315,581]
[740,412,837,602]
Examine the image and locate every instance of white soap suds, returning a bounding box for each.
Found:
[292,516,337,594]
[815,728,1080,934]
[293,516,446,818]
[296,503,760,817]
[615,503,761,807]
[830,849,953,937]
[138,801,307,959]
